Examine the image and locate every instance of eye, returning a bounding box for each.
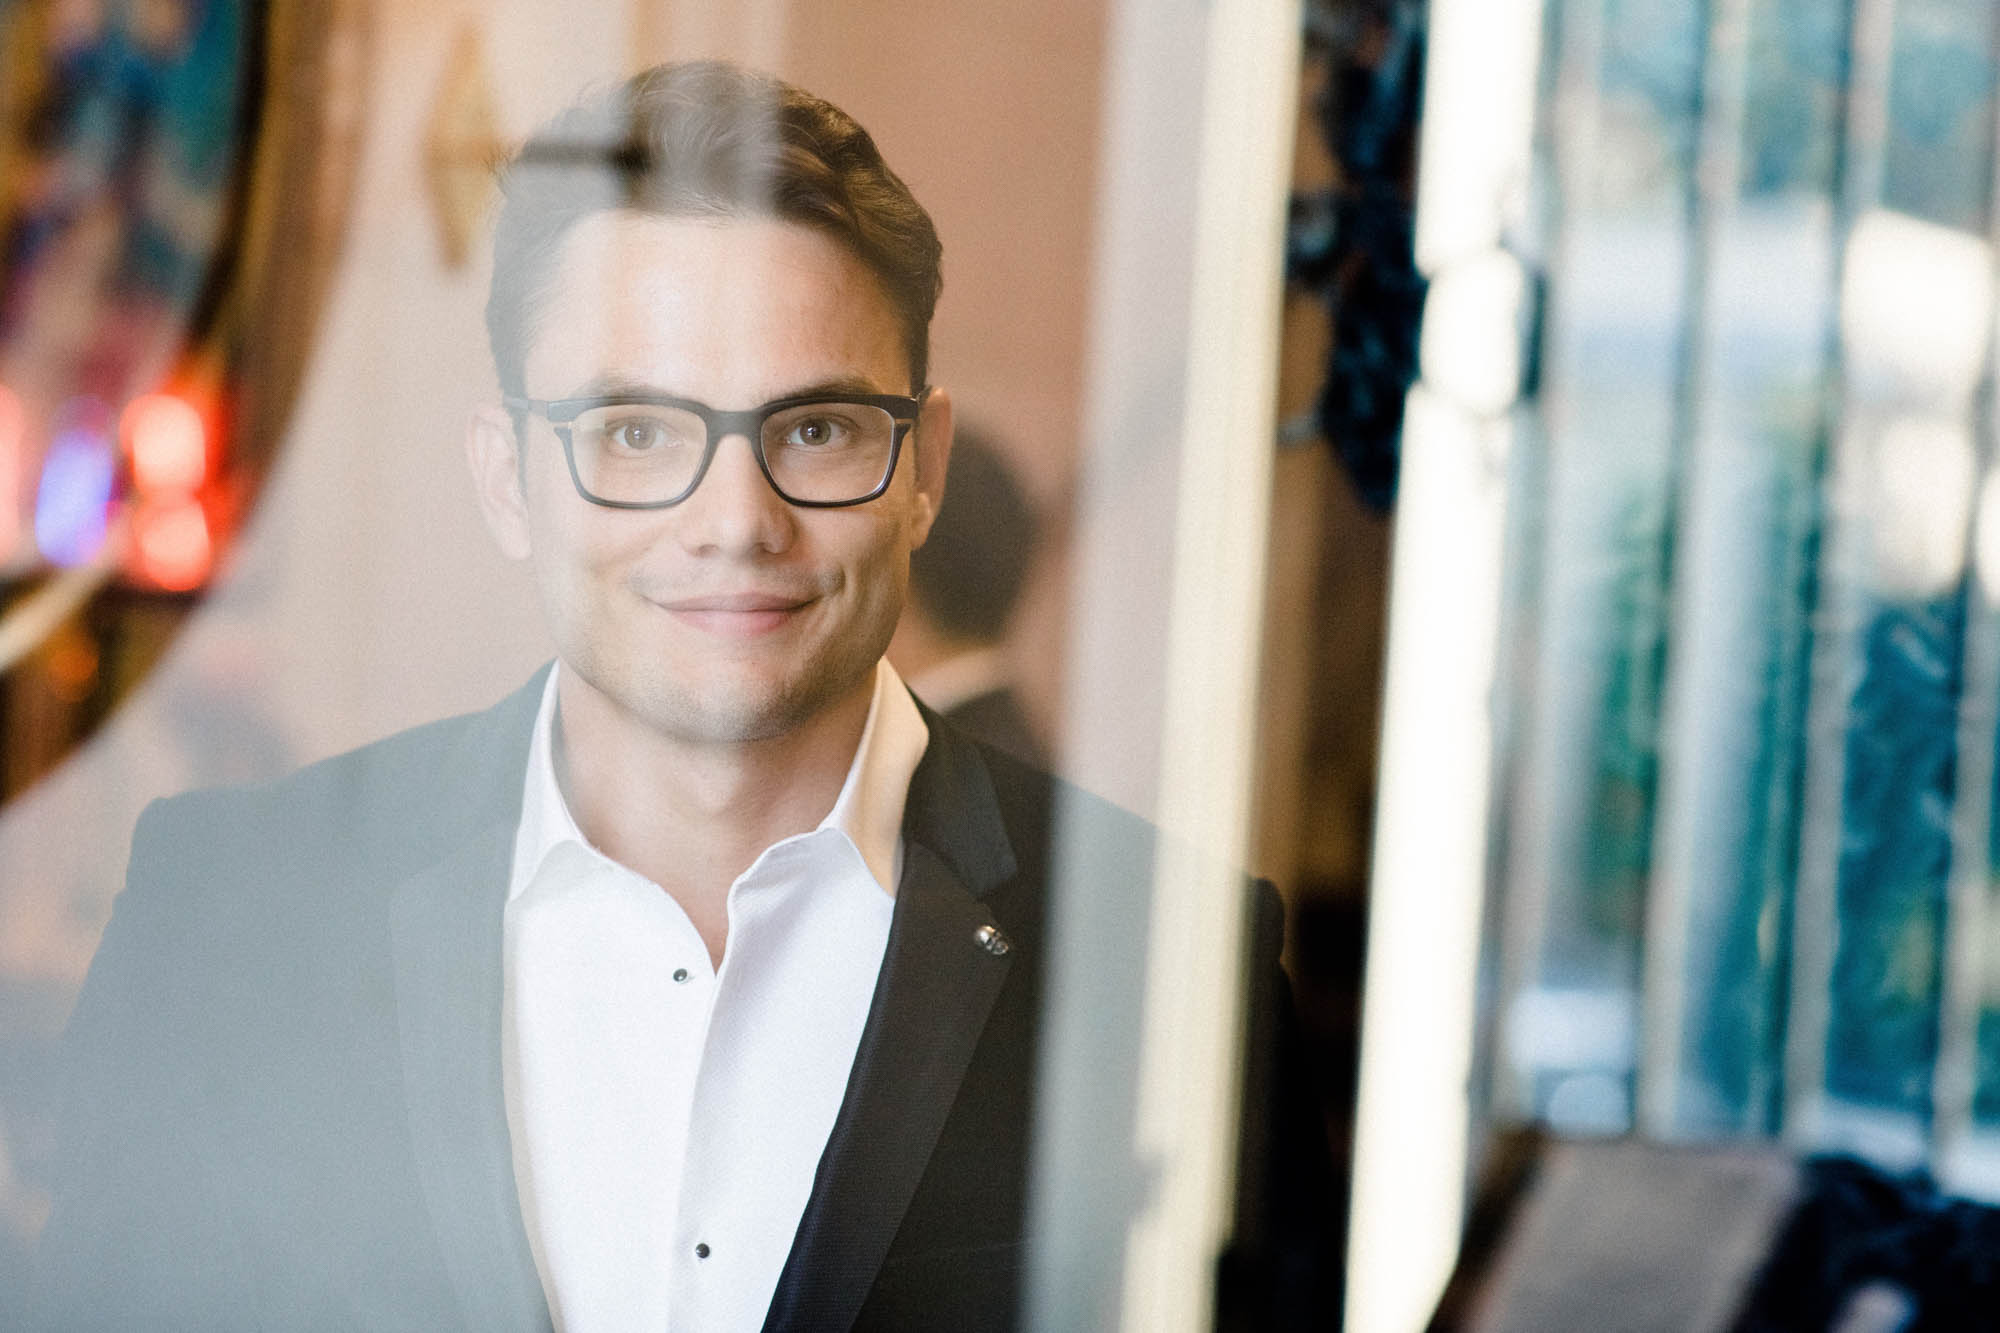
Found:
[782,414,854,449]
[607,417,666,452]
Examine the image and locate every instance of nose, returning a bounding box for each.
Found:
[673,430,795,556]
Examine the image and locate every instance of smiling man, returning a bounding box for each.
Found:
[37,63,1129,1333]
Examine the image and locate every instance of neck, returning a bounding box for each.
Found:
[550,665,878,965]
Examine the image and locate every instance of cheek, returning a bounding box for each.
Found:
[526,480,649,568]
[523,507,649,626]
[844,517,916,612]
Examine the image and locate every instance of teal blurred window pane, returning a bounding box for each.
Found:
[1825,594,1965,1115]
[1484,0,2000,1160]
[1882,0,1997,232]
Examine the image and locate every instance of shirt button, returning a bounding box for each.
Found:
[673,968,690,983]
[695,1242,711,1259]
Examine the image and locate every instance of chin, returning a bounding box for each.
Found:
[637,671,851,747]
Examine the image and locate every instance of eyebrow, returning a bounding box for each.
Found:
[556,373,900,403]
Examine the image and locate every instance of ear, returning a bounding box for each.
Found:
[466,405,534,561]
[907,385,954,548]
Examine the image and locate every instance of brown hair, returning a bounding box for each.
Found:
[486,61,943,398]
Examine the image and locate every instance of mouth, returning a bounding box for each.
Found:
[654,590,817,636]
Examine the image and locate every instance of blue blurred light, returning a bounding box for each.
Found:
[34,420,117,567]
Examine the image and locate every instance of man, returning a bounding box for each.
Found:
[38,61,1332,1333]
[889,426,1048,767]
[40,61,1141,1332]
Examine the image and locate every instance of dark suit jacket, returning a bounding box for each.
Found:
[936,685,1047,773]
[36,667,1172,1331]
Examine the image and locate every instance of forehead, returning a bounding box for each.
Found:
[523,211,908,401]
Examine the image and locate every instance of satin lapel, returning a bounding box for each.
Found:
[388,672,552,1333]
[763,717,1020,1333]
[390,819,553,1333]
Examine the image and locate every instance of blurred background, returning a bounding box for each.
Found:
[10,0,2000,1330]
[1354,0,2000,1329]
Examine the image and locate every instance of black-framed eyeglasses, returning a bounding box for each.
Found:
[502,389,930,509]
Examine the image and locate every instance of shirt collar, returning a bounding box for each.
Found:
[508,659,929,904]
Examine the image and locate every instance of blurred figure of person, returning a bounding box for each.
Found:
[890,426,1047,768]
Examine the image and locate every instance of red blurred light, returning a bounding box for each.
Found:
[133,498,213,590]
[123,393,207,495]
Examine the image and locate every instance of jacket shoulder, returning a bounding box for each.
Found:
[134,678,540,888]
[970,732,1159,879]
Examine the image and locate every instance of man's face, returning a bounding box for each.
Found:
[474,211,949,746]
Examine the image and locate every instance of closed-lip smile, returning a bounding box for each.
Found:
[663,592,811,612]
[655,590,816,635]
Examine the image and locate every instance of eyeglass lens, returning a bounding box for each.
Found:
[567,401,897,505]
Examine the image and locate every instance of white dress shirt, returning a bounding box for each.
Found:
[502,660,929,1333]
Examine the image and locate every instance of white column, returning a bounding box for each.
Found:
[1345,0,1545,1327]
